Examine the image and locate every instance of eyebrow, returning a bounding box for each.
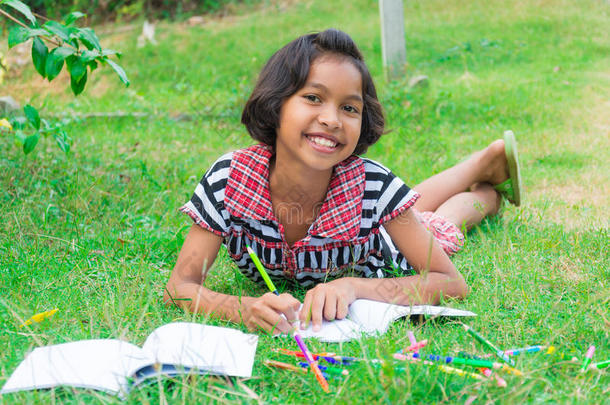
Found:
[307,82,364,104]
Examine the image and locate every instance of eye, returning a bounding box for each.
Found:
[343,104,360,114]
[303,94,321,103]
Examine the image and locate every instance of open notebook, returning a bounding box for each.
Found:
[295,299,476,342]
[1,323,258,397]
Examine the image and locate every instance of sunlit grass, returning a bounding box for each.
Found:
[0,0,608,403]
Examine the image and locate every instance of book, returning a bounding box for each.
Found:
[296,299,476,342]
[1,322,258,397]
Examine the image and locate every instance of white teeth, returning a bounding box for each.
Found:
[309,136,337,148]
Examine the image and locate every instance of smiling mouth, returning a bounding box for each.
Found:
[305,134,339,148]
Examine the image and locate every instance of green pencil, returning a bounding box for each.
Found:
[590,359,610,370]
[461,323,516,367]
[246,245,278,295]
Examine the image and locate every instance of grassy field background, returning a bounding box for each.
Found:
[1,0,609,403]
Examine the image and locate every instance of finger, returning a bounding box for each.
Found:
[277,293,300,322]
[310,290,326,331]
[300,291,313,329]
[259,305,294,334]
[265,294,299,326]
[323,292,337,321]
[336,294,348,319]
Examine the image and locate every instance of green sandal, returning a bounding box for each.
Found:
[494,130,523,206]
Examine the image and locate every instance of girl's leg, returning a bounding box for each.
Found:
[413,139,508,212]
[434,183,501,231]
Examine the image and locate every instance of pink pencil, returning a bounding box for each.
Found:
[399,339,428,353]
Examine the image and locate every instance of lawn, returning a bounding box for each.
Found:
[1,0,608,403]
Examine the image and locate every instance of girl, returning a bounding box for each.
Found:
[164,29,522,334]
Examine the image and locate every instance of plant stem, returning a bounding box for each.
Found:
[0,9,64,48]
[0,8,27,28]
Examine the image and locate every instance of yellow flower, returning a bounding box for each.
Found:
[0,118,12,131]
[21,308,59,327]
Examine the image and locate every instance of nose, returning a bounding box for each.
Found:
[317,106,341,129]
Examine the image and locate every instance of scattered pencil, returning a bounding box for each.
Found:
[399,339,428,354]
[478,367,507,387]
[392,353,484,380]
[407,330,418,347]
[461,323,516,366]
[293,331,330,392]
[589,359,609,370]
[580,346,595,372]
[298,362,350,377]
[20,308,59,327]
[408,353,523,376]
[264,359,307,374]
[504,345,546,356]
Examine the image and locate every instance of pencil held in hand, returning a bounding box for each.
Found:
[246,245,278,295]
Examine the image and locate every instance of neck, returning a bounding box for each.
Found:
[269,153,332,213]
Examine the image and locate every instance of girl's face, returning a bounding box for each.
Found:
[275,56,363,173]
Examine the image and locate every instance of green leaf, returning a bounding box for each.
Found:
[102,49,120,57]
[45,46,74,81]
[24,104,40,130]
[105,58,130,87]
[64,11,86,26]
[88,60,98,72]
[31,37,48,77]
[1,0,36,25]
[8,26,29,48]
[23,133,39,154]
[53,130,70,153]
[43,20,71,42]
[70,69,87,96]
[76,27,101,51]
[80,49,99,62]
[66,54,87,82]
[26,28,49,39]
[14,129,26,143]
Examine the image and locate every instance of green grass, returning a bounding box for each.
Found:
[1,0,609,403]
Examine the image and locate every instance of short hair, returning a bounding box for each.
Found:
[241,29,384,155]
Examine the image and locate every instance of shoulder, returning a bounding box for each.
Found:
[204,151,233,182]
[360,157,399,187]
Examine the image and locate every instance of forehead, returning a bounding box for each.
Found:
[305,56,363,96]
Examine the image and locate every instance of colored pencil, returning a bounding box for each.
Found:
[298,362,350,376]
[408,353,523,376]
[479,367,507,387]
[246,245,278,295]
[249,247,329,392]
[398,339,429,354]
[393,353,484,380]
[581,346,595,372]
[293,331,330,392]
[407,330,417,347]
[461,323,516,366]
[503,345,546,356]
[264,359,307,374]
[590,359,610,370]
[274,348,358,364]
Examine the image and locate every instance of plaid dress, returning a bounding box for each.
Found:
[180,144,424,287]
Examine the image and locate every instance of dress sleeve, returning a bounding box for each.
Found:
[374,165,420,226]
[179,152,233,237]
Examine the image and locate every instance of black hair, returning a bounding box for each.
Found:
[241,28,384,155]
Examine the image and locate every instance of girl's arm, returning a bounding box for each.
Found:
[299,209,468,330]
[354,208,469,304]
[164,224,300,333]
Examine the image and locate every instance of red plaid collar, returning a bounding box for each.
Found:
[225,144,365,241]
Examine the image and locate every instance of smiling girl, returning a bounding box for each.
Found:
[164,29,522,334]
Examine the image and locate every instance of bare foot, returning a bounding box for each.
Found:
[474,139,509,185]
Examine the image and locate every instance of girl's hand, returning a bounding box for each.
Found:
[299,278,357,331]
[240,293,301,335]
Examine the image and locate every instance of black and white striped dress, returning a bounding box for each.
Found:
[181,144,420,288]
